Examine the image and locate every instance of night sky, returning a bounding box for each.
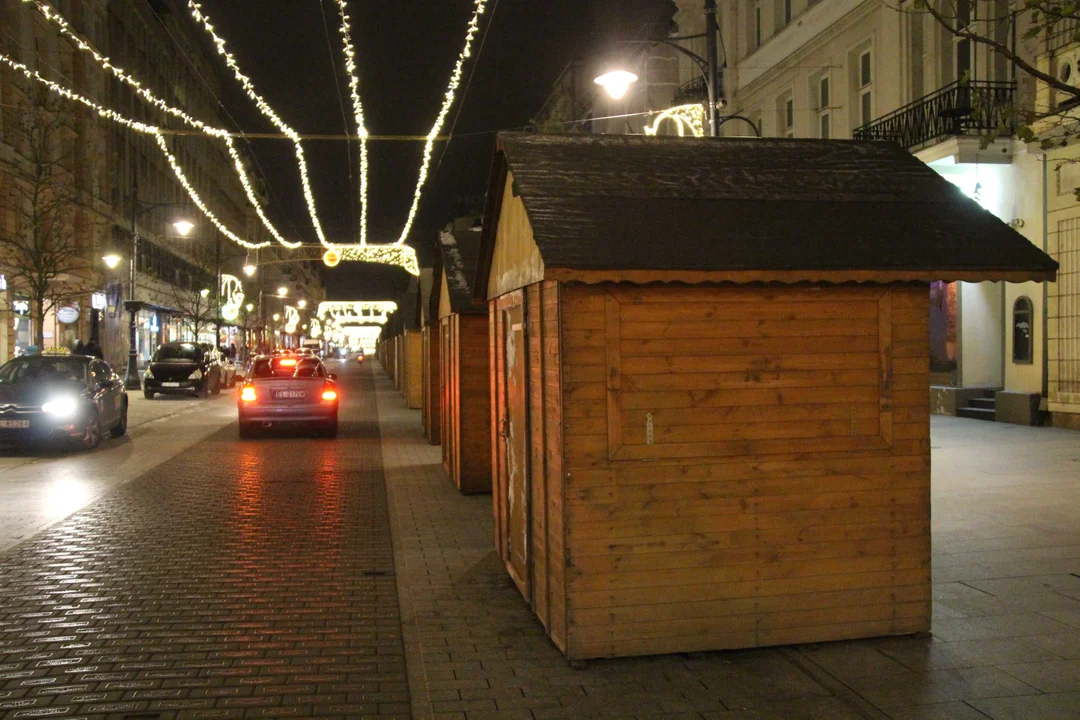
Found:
[198,0,676,300]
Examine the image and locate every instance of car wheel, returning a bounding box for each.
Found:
[238,422,254,439]
[79,411,102,451]
[143,390,154,400]
[109,401,128,438]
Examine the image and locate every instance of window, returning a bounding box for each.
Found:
[784,0,792,25]
[1013,297,1034,364]
[812,74,831,138]
[784,97,794,137]
[754,4,762,48]
[853,47,873,128]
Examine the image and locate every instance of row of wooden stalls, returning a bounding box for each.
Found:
[378,133,1058,662]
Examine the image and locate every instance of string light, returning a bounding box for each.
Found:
[188,0,331,248]
[220,274,245,322]
[338,245,420,276]
[22,0,302,249]
[645,104,706,137]
[0,51,270,250]
[318,301,397,326]
[309,318,323,339]
[334,0,369,245]
[393,0,488,246]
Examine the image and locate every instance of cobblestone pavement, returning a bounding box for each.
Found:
[0,364,409,719]
[0,389,240,552]
[374,363,1080,720]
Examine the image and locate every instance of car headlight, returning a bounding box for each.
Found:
[41,397,78,418]
[188,369,203,380]
[144,368,153,378]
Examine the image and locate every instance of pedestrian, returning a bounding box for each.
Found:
[73,339,85,355]
[229,343,237,361]
[84,339,103,359]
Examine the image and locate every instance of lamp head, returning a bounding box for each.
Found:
[277,286,288,297]
[200,288,210,298]
[102,254,122,270]
[173,220,195,237]
[594,69,639,100]
[243,263,257,277]
[297,299,307,309]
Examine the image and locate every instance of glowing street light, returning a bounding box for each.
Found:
[200,288,210,298]
[594,69,638,100]
[277,286,288,297]
[243,262,257,276]
[297,299,307,309]
[102,254,122,269]
[246,303,254,312]
[173,220,195,237]
[273,313,281,321]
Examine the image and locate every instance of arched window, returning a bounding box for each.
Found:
[1013,297,1034,364]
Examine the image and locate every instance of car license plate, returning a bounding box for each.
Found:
[0,420,30,429]
[273,390,306,400]
[163,382,181,387]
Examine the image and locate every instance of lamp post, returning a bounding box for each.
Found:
[120,162,194,391]
[595,0,727,137]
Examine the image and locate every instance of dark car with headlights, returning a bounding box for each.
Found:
[0,353,128,450]
[238,355,338,438]
[143,342,222,399]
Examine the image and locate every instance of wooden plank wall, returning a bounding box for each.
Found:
[458,315,493,493]
[406,330,424,409]
[441,317,458,484]
[423,326,441,444]
[558,283,930,660]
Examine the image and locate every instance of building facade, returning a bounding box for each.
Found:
[0,0,298,371]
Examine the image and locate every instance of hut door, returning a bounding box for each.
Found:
[500,298,530,598]
[440,318,453,478]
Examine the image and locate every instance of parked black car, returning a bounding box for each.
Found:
[143,342,222,399]
[0,352,128,450]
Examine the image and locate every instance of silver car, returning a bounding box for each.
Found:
[237,355,339,438]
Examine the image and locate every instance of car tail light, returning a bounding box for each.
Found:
[321,386,338,402]
[240,385,257,403]
[279,358,297,367]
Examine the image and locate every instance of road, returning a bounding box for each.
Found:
[0,359,409,719]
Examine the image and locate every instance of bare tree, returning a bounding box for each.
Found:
[166,236,219,345]
[0,87,95,348]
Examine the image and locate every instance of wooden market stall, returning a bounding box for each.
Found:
[398,287,424,409]
[417,269,441,443]
[433,224,492,494]
[474,133,1058,661]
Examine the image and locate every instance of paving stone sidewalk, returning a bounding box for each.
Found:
[0,367,409,719]
[374,364,1080,720]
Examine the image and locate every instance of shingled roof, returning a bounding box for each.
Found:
[433,227,485,316]
[475,133,1057,297]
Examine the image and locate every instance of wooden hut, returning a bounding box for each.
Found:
[433,225,492,494]
[418,269,441,443]
[398,287,424,409]
[474,133,1058,661]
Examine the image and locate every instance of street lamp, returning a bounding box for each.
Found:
[243,262,257,276]
[173,220,195,237]
[595,0,722,136]
[102,254,122,270]
[200,288,210,298]
[273,313,281,322]
[297,299,307,309]
[277,286,288,297]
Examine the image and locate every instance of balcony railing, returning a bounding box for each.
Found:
[853,80,1015,150]
[672,76,708,106]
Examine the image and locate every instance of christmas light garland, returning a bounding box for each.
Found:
[393,0,488,246]
[334,0,369,246]
[188,0,331,248]
[220,274,245,322]
[338,245,420,275]
[284,305,301,334]
[22,0,302,249]
[0,51,270,250]
[645,104,706,138]
[318,301,398,326]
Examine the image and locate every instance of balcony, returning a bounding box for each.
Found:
[853,81,1015,151]
[672,76,708,107]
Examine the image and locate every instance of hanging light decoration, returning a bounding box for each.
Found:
[219,274,245,322]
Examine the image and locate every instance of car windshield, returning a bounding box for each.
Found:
[154,344,201,362]
[0,357,86,385]
[251,356,316,378]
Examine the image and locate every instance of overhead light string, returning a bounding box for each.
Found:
[0,51,271,250]
[187,0,332,248]
[394,0,488,246]
[334,0,369,246]
[20,0,303,249]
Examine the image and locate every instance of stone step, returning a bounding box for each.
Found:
[958,407,996,421]
[968,397,997,410]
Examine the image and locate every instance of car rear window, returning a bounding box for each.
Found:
[154,344,201,362]
[251,356,318,378]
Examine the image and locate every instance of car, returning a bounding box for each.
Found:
[237,354,339,438]
[143,342,222,399]
[0,352,128,451]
